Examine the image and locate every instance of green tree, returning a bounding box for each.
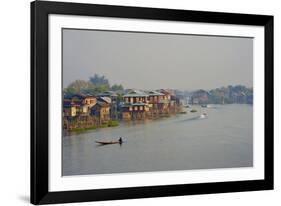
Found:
[64,74,126,96]
[89,74,110,87]
[111,84,124,91]
[63,87,76,96]
[64,80,94,95]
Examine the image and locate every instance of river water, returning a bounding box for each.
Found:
[62,104,253,176]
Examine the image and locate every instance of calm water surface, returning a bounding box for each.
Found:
[63,104,253,176]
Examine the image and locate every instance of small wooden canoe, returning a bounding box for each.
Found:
[95,141,121,145]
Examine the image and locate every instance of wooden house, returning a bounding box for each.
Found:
[122,90,149,120]
[91,101,110,124]
[98,91,119,119]
[71,94,96,106]
[123,90,149,104]
[63,99,79,117]
[67,94,97,116]
[146,91,165,115]
[157,89,172,101]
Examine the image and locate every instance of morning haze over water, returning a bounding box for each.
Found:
[63,104,253,175]
[62,29,253,176]
[63,29,253,90]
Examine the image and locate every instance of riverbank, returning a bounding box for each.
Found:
[69,120,119,132]
[63,104,253,176]
[66,104,247,134]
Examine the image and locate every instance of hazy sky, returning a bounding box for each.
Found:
[63,29,253,90]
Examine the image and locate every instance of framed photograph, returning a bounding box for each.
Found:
[31,1,274,204]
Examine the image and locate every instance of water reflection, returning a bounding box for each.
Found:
[63,104,253,176]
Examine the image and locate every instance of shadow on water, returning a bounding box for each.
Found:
[177,115,207,123]
[95,142,124,148]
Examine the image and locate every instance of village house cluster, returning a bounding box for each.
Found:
[63,89,182,130]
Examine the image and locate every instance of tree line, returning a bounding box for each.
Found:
[64,74,124,96]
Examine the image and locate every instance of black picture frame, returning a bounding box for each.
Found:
[31,1,274,204]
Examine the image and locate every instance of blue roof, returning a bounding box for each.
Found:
[97,91,118,97]
[123,90,148,97]
[146,91,165,96]
[121,102,147,107]
[70,93,96,99]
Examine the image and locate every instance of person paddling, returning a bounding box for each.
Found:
[118,137,123,144]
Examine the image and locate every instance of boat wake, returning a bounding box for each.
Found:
[199,114,207,119]
[178,114,207,123]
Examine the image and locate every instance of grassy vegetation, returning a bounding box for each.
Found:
[108,120,119,127]
[100,123,109,128]
[69,120,119,133]
[70,125,97,132]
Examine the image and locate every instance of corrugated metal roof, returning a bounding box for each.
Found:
[99,96,112,104]
[98,91,118,97]
[123,90,148,97]
[121,102,148,107]
[146,91,165,96]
